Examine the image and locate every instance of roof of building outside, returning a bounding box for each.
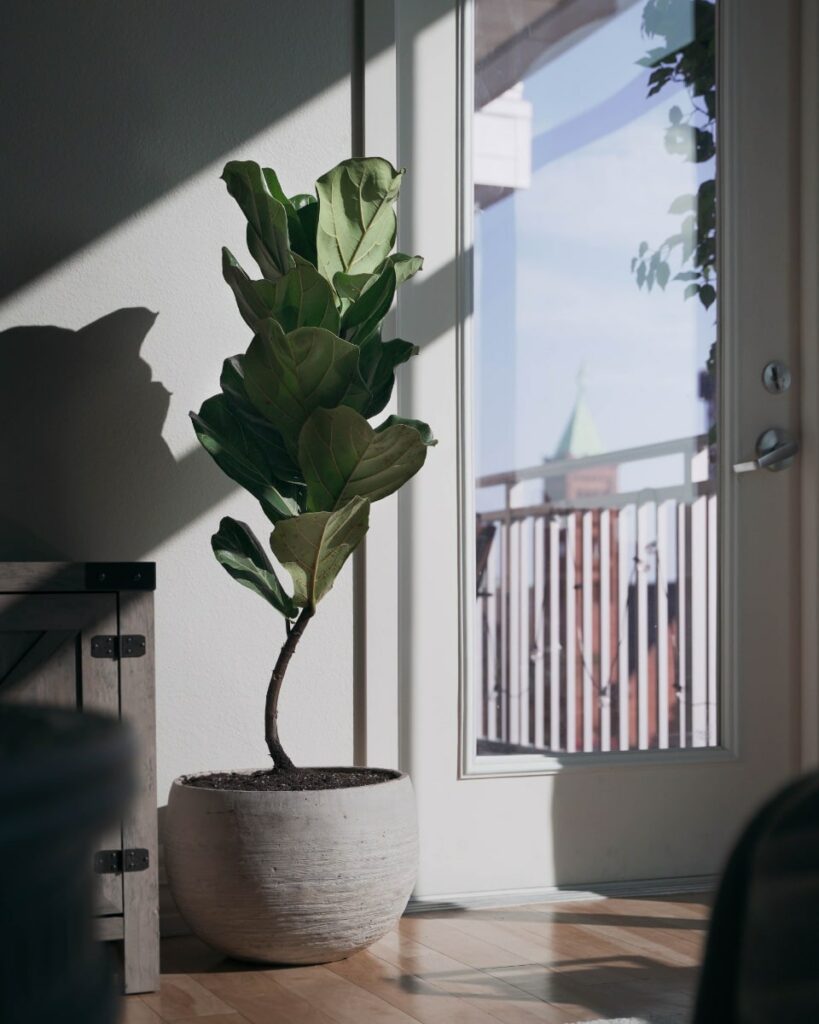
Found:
[552,366,604,459]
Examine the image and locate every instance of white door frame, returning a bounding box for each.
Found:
[358,0,818,902]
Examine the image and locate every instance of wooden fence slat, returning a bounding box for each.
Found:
[618,506,632,752]
[565,514,577,754]
[533,517,545,749]
[677,502,688,748]
[549,517,561,751]
[657,501,671,749]
[509,521,521,745]
[582,511,594,752]
[600,509,611,752]
[486,529,499,741]
[518,519,532,746]
[691,495,708,747]
[636,504,650,750]
[499,518,510,742]
[707,494,718,746]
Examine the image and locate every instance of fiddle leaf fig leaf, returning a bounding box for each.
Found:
[291,194,319,267]
[316,158,403,282]
[299,406,429,513]
[219,355,302,484]
[222,248,340,333]
[222,248,277,329]
[342,336,417,418]
[243,320,361,454]
[375,415,437,447]
[212,516,297,618]
[255,167,316,266]
[388,252,423,285]
[191,395,301,522]
[222,161,294,279]
[270,496,370,609]
[338,264,396,346]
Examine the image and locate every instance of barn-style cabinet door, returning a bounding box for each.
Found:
[0,563,158,992]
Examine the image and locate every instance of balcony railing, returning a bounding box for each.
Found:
[475,436,718,756]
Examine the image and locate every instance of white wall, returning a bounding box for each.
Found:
[0,1,356,801]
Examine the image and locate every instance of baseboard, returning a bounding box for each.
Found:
[404,873,718,914]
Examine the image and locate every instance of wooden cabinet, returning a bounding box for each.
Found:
[0,562,158,993]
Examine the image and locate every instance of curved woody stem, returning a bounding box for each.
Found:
[264,606,314,770]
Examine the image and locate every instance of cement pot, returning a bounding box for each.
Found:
[164,768,418,964]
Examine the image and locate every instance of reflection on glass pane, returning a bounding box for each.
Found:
[472,0,718,758]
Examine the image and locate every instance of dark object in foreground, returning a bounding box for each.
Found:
[694,771,819,1023]
[185,766,396,792]
[0,705,133,1024]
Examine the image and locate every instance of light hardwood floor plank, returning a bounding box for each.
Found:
[272,964,423,1024]
[195,969,338,1024]
[140,974,235,1020]
[328,948,502,1024]
[122,892,711,1024]
[120,998,164,1023]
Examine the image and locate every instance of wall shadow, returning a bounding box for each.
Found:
[0,309,233,560]
[0,0,359,300]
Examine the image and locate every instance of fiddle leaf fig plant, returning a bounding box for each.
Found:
[192,156,435,770]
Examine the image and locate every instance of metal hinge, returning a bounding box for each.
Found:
[94,849,150,874]
[90,635,146,659]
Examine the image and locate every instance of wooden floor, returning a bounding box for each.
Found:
[122,893,710,1024]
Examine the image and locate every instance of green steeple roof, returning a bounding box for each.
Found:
[553,365,603,459]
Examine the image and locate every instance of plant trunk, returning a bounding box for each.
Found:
[265,606,314,770]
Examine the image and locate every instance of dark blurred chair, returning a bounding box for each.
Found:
[0,705,133,1024]
[694,772,819,1023]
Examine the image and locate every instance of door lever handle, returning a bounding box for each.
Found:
[733,428,799,474]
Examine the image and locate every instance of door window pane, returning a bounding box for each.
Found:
[472,0,718,757]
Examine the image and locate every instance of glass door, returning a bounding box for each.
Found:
[471,0,720,763]
[394,0,802,899]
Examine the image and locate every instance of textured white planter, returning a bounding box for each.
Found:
[164,769,418,964]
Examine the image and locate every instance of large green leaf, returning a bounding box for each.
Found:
[315,158,403,282]
[343,336,417,418]
[291,194,318,267]
[219,355,303,484]
[243,320,361,453]
[256,167,315,265]
[222,161,294,280]
[191,395,301,522]
[222,249,340,333]
[334,254,421,312]
[375,415,437,447]
[388,252,423,285]
[299,406,429,513]
[338,263,396,346]
[211,516,297,617]
[270,496,370,609]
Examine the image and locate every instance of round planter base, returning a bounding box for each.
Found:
[165,768,418,965]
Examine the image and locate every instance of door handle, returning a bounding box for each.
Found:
[733,428,799,474]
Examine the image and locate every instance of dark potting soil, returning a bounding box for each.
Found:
[184,767,397,792]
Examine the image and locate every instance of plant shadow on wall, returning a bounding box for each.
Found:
[0,308,234,561]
